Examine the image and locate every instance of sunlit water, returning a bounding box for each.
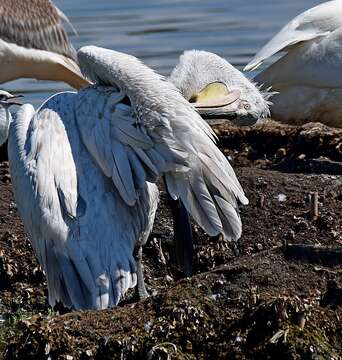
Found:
[3,0,321,107]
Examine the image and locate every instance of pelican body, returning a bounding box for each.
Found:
[245,0,342,128]
[0,0,88,89]
[1,47,248,310]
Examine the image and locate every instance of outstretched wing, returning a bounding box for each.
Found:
[245,0,342,71]
[9,95,157,309]
[77,46,248,241]
[0,0,77,61]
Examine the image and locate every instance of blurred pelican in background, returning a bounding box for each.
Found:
[245,0,342,128]
[0,0,89,89]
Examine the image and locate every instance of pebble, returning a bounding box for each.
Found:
[294,219,310,232]
[276,193,287,202]
[256,243,263,251]
[276,148,287,158]
[165,275,173,283]
[144,321,152,333]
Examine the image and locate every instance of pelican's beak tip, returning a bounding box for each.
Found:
[8,94,24,106]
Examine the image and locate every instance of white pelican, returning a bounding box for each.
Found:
[167,50,271,276]
[245,0,342,128]
[170,50,271,126]
[0,0,89,89]
[0,46,248,310]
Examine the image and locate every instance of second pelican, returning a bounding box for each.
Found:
[245,0,342,128]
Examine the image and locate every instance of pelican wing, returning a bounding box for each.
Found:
[0,0,77,61]
[9,94,158,309]
[255,26,342,89]
[245,0,342,71]
[77,46,248,241]
[8,101,81,307]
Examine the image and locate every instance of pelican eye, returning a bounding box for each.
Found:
[239,101,251,110]
[0,95,8,101]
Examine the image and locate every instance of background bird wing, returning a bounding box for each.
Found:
[255,27,342,89]
[76,46,248,241]
[244,0,342,71]
[0,0,77,61]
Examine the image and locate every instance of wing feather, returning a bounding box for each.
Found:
[76,46,248,241]
[110,140,137,206]
[8,101,92,308]
[113,114,153,149]
[8,94,156,310]
[245,0,342,71]
[255,27,342,89]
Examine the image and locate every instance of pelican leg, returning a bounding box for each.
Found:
[134,245,149,300]
[165,185,193,277]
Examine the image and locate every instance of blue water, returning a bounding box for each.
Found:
[4,0,321,106]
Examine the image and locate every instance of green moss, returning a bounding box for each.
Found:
[255,323,339,360]
[1,278,340,360]
[0,311,34,360]
[285,325,338,359]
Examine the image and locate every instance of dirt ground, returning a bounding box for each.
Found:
[0,121,341,359]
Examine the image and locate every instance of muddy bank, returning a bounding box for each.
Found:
[5,250,342,360]
[215,120,342,174]
[0,122,341,359]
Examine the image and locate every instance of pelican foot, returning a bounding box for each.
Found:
[134,246,149,300]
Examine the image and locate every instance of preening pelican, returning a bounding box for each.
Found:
[167,50,270,275]
[0,46,248,310]
[0,0,89,89]
[245,0,342,128]
[171,50,271,126]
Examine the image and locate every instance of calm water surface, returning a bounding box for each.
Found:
[5,0,321,106]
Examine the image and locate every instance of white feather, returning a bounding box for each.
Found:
[245,0,342,71]
[246,0,342,127]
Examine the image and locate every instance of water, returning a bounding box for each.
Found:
[4,0,321,106]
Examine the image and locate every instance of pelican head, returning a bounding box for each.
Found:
[169,50,271,126]
[0,90,23,146]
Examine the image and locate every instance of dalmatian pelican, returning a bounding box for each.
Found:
[0,46,248,310]
[245,0,342,128]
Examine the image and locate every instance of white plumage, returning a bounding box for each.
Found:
[0,91,16,145]
[245,0,342,127]
[3,46,247,310]
[171,50,271,126]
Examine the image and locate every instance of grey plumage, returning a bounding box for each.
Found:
[0,0,89,89]
[0,0,77,61]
